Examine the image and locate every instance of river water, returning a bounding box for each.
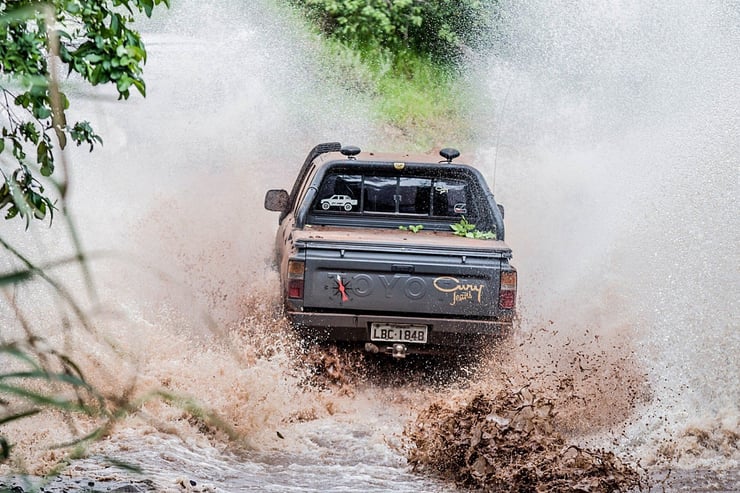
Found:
[1,0,738,491]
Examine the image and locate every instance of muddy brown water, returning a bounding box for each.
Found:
[2,0,738,491]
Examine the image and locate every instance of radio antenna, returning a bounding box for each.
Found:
[492,78,514,192]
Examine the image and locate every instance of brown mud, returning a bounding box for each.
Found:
[294,319,653,491]
[404,389,644,492]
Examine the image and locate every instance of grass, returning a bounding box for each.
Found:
[271,0,479,151]
[318,38,476,151]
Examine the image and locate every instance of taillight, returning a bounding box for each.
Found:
[288,280,304,299]
[287,259,305,299]
[499,270,517,309]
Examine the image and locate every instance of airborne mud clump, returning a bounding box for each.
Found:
[404,387,646,492]
[297,345,368,393]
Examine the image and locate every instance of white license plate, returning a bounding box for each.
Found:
[370,323,428,343]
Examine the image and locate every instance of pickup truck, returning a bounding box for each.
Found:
[264,143,516,358]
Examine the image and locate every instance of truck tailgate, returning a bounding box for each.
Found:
[296,230,511,318]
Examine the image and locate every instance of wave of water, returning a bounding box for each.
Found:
[471,0,739,473]
[1,0,738,491]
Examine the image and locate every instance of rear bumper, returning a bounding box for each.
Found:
[286,311,511,351]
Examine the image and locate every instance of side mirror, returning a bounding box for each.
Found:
[497,203,505,219]
[264,189,289,212]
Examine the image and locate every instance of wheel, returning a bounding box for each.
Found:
[322,202,330,210]
[343,203,353,211]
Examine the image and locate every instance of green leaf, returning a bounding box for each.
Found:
[0,269,34,286]
[0,409,42,426]
[110,14,120,34]
[1,436,9,460]
[131,78,146,97]
[0,345,43,371]
[6,177,33,229]
[450,217,495,240]
[4,206,19,220]
[102,457,143,474]
[141,0,154,17]
[33,105,52,119]
[51,427,106,449]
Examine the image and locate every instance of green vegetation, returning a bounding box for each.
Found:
[399,224,424,233]
[1,0,170,473]
[450,216,496,239]
[0,0,169,227]
[292,0,495,61]
[287,0,497,148]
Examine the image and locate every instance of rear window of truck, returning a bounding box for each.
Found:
[308,166,488,228]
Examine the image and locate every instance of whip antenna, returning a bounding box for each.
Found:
[492,77,514,192]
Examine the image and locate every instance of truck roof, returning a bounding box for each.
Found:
[311,149,478,169]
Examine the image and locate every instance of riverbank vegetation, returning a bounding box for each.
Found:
[285,0,498,149]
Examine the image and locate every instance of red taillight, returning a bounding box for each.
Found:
[288,279,304,299]
[287,259,305,299]
[499,270,517,310]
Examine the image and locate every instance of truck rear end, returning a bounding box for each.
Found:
[283,229,516,357]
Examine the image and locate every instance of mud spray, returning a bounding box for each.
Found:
[1,0,738,492]
[452,0,739,489]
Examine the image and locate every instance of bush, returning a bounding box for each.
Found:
[291,0,496,62]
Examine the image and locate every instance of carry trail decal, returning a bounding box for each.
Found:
[433,276,484,306]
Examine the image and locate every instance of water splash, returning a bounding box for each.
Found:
[0,0,379,476]
[471,0,739,470]
[2,0,738,490]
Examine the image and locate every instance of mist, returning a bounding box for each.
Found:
[471,0,739,466]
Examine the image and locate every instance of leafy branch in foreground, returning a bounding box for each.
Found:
[0,0,169,228]
[0,340,108,463]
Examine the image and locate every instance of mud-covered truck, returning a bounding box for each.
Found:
[264,143,517,358]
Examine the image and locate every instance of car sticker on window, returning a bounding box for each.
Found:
[320,194,358,211]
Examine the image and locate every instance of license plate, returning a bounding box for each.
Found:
[370,323,428,343]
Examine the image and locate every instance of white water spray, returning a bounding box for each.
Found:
[474,0,739,469]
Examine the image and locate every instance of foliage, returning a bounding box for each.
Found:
[289,1,490,148]
[0,0,169,228]
[0,338,234,473]
[399,224,424,233]
[317,36,475,148]
[450,216,495,239]
[0,0,200,479]
[290,0,497,62]
[373,51,473,145]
